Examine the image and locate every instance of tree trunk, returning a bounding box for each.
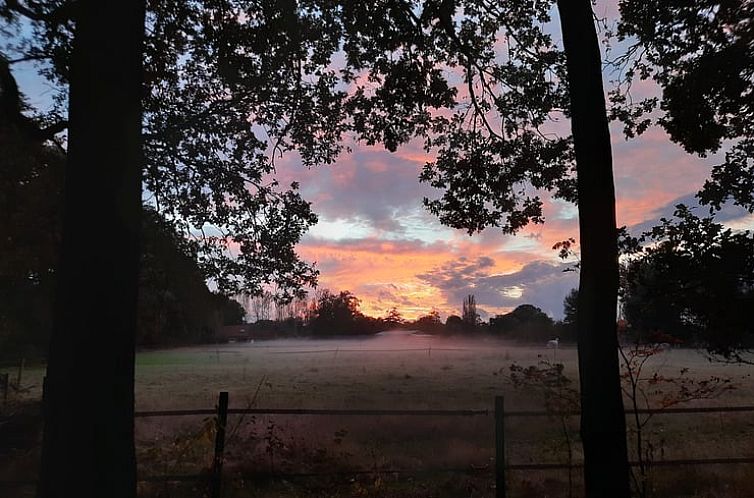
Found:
[555,1,631,497]
[38,1,145,497]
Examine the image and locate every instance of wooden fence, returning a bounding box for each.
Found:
[3,393,754,497]
[132,393,754,498]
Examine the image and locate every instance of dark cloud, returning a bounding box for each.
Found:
[418,258,578,318]
[372,288,415,306]
[278,145,438,235]
[300,235,450,254]
[628,193,751,236]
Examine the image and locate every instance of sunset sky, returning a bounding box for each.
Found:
[12,4,753,323]
[270,123,751,321]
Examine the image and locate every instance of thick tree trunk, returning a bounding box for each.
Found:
[556,1,631,497]
[38,2,145,497]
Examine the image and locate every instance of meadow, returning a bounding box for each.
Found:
[3,330,754,497]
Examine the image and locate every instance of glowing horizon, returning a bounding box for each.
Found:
[277,124,747,322]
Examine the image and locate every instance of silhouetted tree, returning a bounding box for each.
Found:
[399,2,630,490]
[14,1,734,494]
[621,205,754,358]
[490,304,555,342]
[461,294,478,330]
[445,314,463,333]
[561,288,578,339]
[138,208,225,345]
[250,292,274,322]
[308,290,381,336]
[384,307,404,327]
[216,295,246,326]
[0,55,64,359]
[0,3,415,492]
[34,2,145,497]
[412,310,444,333]
[615,2,754,215]
[0,113,227,351]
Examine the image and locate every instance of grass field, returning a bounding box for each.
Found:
[3,331,754,497]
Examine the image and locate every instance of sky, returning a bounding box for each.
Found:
[268,121,754,322]
[10,3,753,322]
[262,2,754,322]
[256,3,750,322]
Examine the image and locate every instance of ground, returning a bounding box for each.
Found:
[2,331,754,497]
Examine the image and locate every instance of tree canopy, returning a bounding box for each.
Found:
[614,1,754,212]
[490,303,556,341]
[620,205,754,358]
[1,0,579,273]
[307,289,383,335]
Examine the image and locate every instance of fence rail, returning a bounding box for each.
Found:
[135,407,490,417]
[113,395,754,498]
[503,405,754,417]
[134,404,754,419]
[4,394,754,497]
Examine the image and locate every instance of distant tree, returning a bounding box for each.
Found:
[621,206,754,359]
[412,310,443,333]
[384,307,404,327]
[217,296,246,326]
[308,290,379,336]
[445,314,464,333]
[273,296,309,334]
[490,304,556,342]
[561,289,579,339]
[462,294,479,330]
[250,292,274,322]
[489,313,518,335]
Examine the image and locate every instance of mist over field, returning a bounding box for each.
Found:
[3,1,754,497]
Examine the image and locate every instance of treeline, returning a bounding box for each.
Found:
[237,290,397,338]
[408,300,574,343]
[237,290,571,342]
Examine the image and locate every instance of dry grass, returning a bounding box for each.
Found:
[3,335,754,497]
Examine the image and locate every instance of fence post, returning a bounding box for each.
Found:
[16,358,25,389]
[495,395,506,498]
[211,391,229,498]
[1,373,8,405]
